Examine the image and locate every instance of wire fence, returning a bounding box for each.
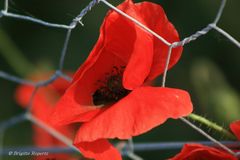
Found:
[0,0,240,159]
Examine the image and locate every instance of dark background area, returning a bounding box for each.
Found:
[0,0,239,159]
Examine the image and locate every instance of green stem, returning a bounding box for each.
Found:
[187,113,236,140]
[0,28,34,76]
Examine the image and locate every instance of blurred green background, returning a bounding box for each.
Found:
[0,0,239,159]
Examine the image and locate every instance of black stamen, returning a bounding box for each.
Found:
[93,66,130,105]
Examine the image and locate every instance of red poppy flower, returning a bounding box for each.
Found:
[15,73,78,160]
[170,121,240,160]
[51,0,193,159]
[170,144,238,160]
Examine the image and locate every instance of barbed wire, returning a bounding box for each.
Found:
[0,0,239,160]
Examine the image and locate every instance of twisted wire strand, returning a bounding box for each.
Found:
[72,0,100,26]
[171,24,214,48]
[171,0,226,48]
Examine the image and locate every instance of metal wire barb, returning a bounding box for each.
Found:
[0,0,239,160]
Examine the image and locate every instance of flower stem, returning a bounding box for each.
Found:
[0,28,34,76]
[187,113,236,140]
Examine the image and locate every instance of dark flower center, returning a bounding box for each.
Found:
[93,66,130,105]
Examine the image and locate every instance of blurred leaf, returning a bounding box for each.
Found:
[190,58,240,123]
[0,28,34,76]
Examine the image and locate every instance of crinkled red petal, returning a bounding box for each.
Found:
[133,1,183,81]
[74,87,193,142]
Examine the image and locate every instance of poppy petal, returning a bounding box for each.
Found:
[73,0,151,92]
[15,85,36,108]
[134,1,183,81]
[15,75,71,108]
[122,21,153,90]
[51,53,122,124]
[105,0,154,90]
[15,85,58,121]
[230,120,240,140]
[50,48,127,125]
[76,0,154,90]
[75,139,122,160]
[51,0,153,125]
[75,87,193,142]
[53,26,139,125]
[50,93,102,125]
[116,0,154,90]
[170,144,237,160]
[49,72,73,95]
[107,0,183,89]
